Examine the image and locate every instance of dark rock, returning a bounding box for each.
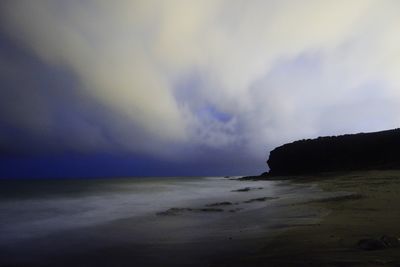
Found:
[311,194,364,203]
[198,208,224,212]
[239,173,270,180]
[206,201,232,207]
[243,197,277,203]
[157,207,223,216]
[381,235,400,247]
[232,187,251,192]
[156,208,193,216]
[357,239,386,250]
[267,128,400,175]
[357,235,400,250]
[232,187,263,192]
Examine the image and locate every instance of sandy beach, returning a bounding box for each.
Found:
[236,170,400,266]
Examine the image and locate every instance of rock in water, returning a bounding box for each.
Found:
[206,202,232,207]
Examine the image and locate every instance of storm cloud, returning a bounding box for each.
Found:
[1,0,400,176]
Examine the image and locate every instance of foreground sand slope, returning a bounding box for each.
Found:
[237,170,400,267]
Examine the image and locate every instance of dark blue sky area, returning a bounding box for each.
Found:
[0,32,265,178]
[0,153,261,179]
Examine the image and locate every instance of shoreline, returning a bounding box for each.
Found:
[2,171,400,266]
[0,177,326,267]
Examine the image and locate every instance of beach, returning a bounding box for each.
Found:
[1,171,400,266]
[238,170,400,266]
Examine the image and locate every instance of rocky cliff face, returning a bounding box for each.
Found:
[267,128,400,175]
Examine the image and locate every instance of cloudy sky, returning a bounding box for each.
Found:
[1,0,400,177]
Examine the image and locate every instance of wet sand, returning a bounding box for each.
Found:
[236,170,400,266]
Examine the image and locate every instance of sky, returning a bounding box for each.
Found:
[1,0,400,178]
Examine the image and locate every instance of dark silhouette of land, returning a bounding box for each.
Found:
[266,128,400,176]
[237,129,400,265]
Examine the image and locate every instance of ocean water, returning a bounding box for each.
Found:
[0,176,327,266]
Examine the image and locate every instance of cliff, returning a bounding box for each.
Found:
[267,128,400,175]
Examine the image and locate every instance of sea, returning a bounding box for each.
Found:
[0,176,330,266]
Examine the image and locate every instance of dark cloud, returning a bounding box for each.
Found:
[1,1,400,177]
